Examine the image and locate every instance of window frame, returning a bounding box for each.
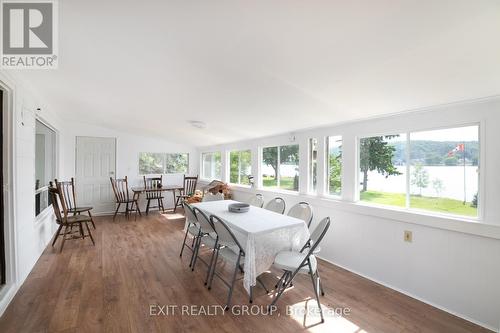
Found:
[261,143,300,192]
[325,135,343,198]
[228,149,252,186]
[200,151,222,181]
[34,117,58,220]
[308,138,318,194]
[138,152,189,175]
[356,122,483,220]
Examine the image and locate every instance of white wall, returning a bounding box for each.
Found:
[197,97,500,331]
[59,122,198,212]
[0,72,64,316]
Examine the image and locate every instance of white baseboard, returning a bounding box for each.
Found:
[0,284,19,318]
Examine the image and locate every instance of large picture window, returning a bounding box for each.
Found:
[262,144,299,191]
[326,136,342,196]
[35,120,56,216]
[229,150,252,185]
[139,152,189,175]
[359,125,479,217]
[201,152,222,180]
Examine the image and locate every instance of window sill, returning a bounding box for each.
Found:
[258,187,300,196]
[34,206,53,225]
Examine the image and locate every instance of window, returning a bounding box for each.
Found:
[139,153,189,174]
[308,138,318,193]
[409,126,479,217]
[35,120,56,216]
[262,144,299,191]
[327,136,342,196]
[359,125,479,217]
[229,150,251,185]
[201,152,222,180]
[359,134,407,207]
[165,153,189,173]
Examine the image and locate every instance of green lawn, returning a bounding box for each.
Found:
[263,176,296,191]
[360,191,477,217]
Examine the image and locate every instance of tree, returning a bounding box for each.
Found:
[329,153,342,194]
[432,178,444,197]
[411,163,429,196]
[262,145,299,180]
[359,136,401,192]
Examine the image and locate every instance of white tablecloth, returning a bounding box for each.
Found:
[192,200,310,293]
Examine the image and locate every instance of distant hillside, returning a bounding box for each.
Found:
[390,141,479,166]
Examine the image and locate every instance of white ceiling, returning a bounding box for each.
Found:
[9,0,500,146]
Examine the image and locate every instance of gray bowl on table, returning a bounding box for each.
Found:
[228,203,250,213]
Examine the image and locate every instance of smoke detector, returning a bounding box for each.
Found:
[188,120,207,129]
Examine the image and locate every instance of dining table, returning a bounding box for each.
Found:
[131,185,184,211]
[191,200,310,294]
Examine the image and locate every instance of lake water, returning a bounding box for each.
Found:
[364,166,479,202]
[263,164,479,202]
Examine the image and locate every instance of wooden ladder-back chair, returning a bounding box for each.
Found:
[55,177,96,229]
[174,175,198,212]
[49,182,95,252]
[110,176,141,220]
[143,175,164,214]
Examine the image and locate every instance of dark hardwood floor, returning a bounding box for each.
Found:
[0,211,492,333]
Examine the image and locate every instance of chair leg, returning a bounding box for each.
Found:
[225,254,241,310]
[189,234,201,268]
[317,268,325,296]
[180,227,190,257]
[135,200,142,216]
[270,271,291,308]
[52,224,63,247]
[85,221,95,245]
[257,277,270,294]
[204,240,218,285]
[308,261,324,323]
[146,199,151,215]
[78,222,85,239]
[59,225,69,252]
[88,211,96,229]
[191,236,203,271]
[207,246,220,290]
[174,195,182,213]
[113,203,121,221]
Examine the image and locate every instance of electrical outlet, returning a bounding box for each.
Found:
[404,230,413,243]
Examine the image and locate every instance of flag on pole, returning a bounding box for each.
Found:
[448,143,465,157]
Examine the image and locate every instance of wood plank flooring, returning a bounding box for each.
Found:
[0,212,492,333]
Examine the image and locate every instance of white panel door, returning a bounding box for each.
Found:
[75,137,116,214]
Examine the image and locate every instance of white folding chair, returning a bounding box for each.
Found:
[270,217,331,323]
[179,202,200,259]
[207,214,269,309]
[287,202,313,227]
[248,194,264,208]
[264,197,286,214]
[190,207,218,273]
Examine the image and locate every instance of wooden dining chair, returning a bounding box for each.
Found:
[144,175,164,215]
[49,182,95,252]
[110,176,141,220]
[174,175,198,212]
[55,178,96,229]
